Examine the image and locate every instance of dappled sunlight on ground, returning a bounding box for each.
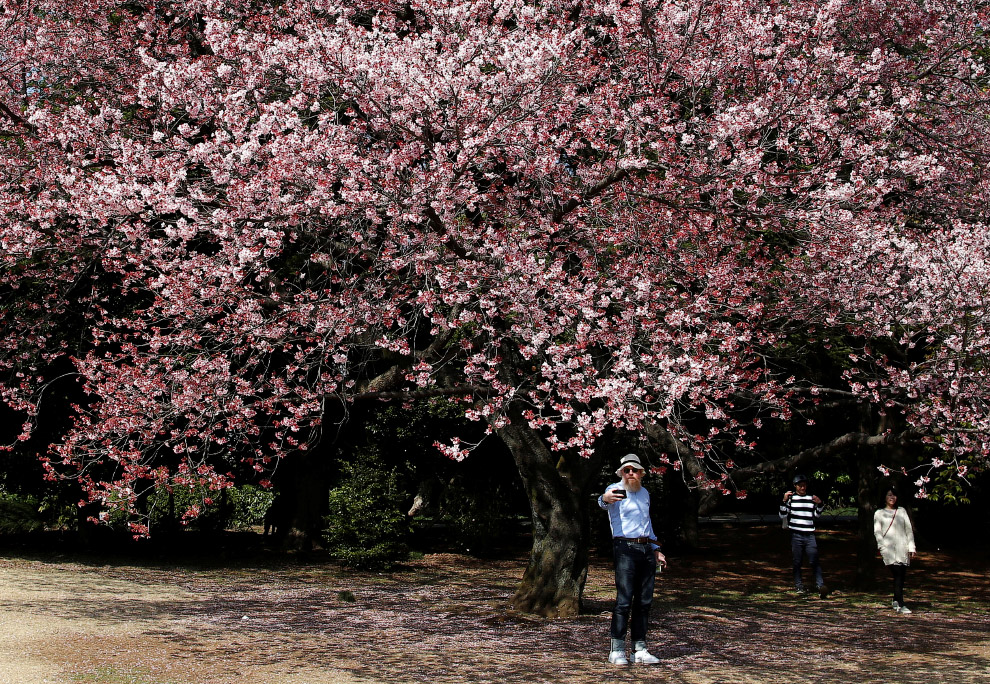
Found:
[0,526,986,683]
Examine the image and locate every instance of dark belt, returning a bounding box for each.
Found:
[614,536,656,545]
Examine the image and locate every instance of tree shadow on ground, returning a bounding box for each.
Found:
[1,526,988,684]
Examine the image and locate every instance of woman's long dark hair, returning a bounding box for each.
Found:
[881,486,899,508]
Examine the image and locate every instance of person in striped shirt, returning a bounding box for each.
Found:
[780,474,828,597]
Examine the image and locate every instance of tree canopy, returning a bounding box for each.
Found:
[2,0,989,579]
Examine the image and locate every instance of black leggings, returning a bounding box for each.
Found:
[889,564,907,606]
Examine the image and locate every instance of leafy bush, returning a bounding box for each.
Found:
[434,479,518,551]
[321,457,411,570]
[145,485,227,531]
[36,492,77,531]
[0,493,45,534]
[228,485,276,529]
[143,483,275,531]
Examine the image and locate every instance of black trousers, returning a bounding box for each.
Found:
[889,564,907,605]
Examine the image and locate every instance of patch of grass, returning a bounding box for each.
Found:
[823,506,858,517]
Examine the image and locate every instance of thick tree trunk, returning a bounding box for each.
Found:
[498,414,602,617]
[642,422,712,549]
[855,445,879,588]
[682,488,702,548]
[659,471,700,550]
[274,449,333,550]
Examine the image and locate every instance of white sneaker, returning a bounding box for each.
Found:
[892,600,899,611]
[897,605,912,614]
[634,649,661,664]
[608,650,629,665]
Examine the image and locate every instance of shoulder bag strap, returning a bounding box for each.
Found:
[881,509,897,539]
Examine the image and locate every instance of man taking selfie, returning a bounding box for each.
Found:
[598,453,667,665]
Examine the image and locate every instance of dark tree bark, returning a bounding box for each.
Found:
[656,471,702,550]
[674,485,700,549]
[274,448,334,550]
[855,444,880,588]
[643,423,718,549]
[497,410,603,617]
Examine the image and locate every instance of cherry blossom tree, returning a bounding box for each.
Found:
[2,0,990,615]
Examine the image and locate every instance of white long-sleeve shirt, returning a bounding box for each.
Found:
[874,507,916,565]
[598,483,658,548]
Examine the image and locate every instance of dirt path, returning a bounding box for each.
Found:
[1,528,988,684]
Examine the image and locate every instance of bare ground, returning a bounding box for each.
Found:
[0,526,988,684]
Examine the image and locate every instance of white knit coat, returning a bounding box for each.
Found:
[873,507,916,566]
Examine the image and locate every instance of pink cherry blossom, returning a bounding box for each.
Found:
[0,0,988,531]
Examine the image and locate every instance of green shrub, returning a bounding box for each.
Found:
[142,483,274,531]
[435,479,517,550]
[321,457,411,570]
[0,493,44,534]
[36,492,77,531]
[228,485,276,529]
[144,485,226,531]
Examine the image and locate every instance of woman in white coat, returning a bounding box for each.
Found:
[873,487,917,614]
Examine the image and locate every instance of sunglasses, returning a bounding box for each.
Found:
[621,467,643,474]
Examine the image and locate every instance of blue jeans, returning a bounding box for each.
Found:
[610,539,656,643]
[791,532,824,589]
